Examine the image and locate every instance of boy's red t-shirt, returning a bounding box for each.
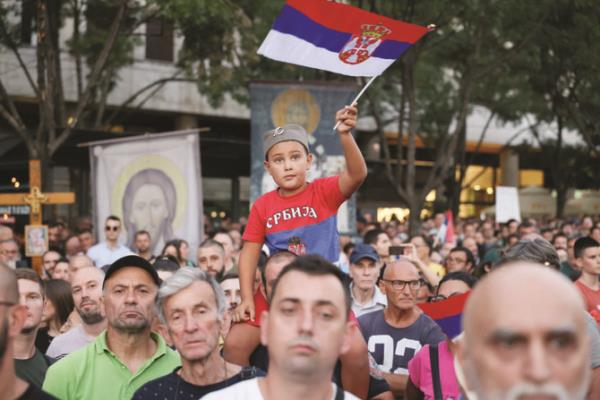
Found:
[242,176,347,262]
[575,280,600,315]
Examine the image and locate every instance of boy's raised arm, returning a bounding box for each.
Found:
[336,105,367,198]
[233,241,263,322]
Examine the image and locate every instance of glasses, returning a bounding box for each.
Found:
[381,279,422,291]
[105,225,119,231]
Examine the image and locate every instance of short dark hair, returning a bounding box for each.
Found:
[437,271,476,295]
[15,268,45,296]
[449,246,475,267]
[134,230,151,240]
[363,229,386,245]
[269,255,351,317]
[153,255,180,272]
[552,232,567,244]
[220,272,239,283]
[574,237,600,259]
[106,215,121,224]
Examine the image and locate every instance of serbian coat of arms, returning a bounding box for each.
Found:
[339,24,391,65]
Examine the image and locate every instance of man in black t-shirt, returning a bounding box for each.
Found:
[0,266,56,399]
[133,267,263,400]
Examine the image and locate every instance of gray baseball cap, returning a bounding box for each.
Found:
[263,124,310,159]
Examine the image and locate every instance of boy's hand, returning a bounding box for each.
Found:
[233,299,255,322]
[335,105,358,135]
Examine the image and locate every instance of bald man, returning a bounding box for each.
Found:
[46,267,107,359]
[358,260,445,397]
[0,266,55,399]
[68,254,94,282]
[458,263,591,400]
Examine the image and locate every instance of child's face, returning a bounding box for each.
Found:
[576,246,600,274]
[264,140,312,194]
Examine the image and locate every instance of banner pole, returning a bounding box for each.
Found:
[334,75,378,130]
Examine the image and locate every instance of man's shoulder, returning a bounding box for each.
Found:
[47,337,95,372]
[357,309,384,329]
[202,377,261,400]
[132,371,178,399]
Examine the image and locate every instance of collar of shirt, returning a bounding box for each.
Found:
[350,282,387,307]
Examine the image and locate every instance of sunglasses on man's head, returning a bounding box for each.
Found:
[105,225,119,231]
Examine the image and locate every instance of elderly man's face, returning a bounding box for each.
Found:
[104,267,157,334]
[461,267,590,400]
[349,258,380,291]
[163,280,221,362]
[261,270,351,378]
[1,241,19,262]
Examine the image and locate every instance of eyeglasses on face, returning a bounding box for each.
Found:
[380,279,422,291]
[105,225,119,231]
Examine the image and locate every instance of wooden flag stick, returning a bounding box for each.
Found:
[333,75,378,131]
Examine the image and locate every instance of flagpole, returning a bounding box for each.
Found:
[333,75,378,130]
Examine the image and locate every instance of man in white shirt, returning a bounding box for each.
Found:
[46,267,106,359]
[86,216,132,267]
[204,255,359,400]
[348,243,387,317]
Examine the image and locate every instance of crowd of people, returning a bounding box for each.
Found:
[0,106,599,399]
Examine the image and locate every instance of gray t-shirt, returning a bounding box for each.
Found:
[584,312,600,368]
[45,325,96,360]
[358,310,446,375]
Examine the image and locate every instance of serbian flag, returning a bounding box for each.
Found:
[418,292,469,339]
[437,209,456,245]
[257,0,428,77]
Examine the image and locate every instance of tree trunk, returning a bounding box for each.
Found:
[556,186,567,218]
[408,199,422,237]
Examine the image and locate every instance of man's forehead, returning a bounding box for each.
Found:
[166,281,216,308]
[199,247,221,256]
[272,271,345,307]
[384,261,419,279]
[18,279,41,293]
[220,278,239,290]
[106,267,156,286]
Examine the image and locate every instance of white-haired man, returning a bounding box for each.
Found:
[133,267,263,399]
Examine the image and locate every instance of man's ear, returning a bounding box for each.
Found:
[342,321,355,356]
[259,311,269,347]
[8,304,27,337]
[306,153,313,170]
[573,258,583,271]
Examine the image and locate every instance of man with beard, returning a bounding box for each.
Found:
[458,262,591,400]
[14,269,51,388]
[205,255,359,399]
[0,266,56,399]
[197,239,226,281]
[133,230,155,263]
[43,255,180,400]
[133,267,264,399]
[46,267,107,359]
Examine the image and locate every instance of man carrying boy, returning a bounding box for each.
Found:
[573,237,600,319]
[235,106,367,321]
